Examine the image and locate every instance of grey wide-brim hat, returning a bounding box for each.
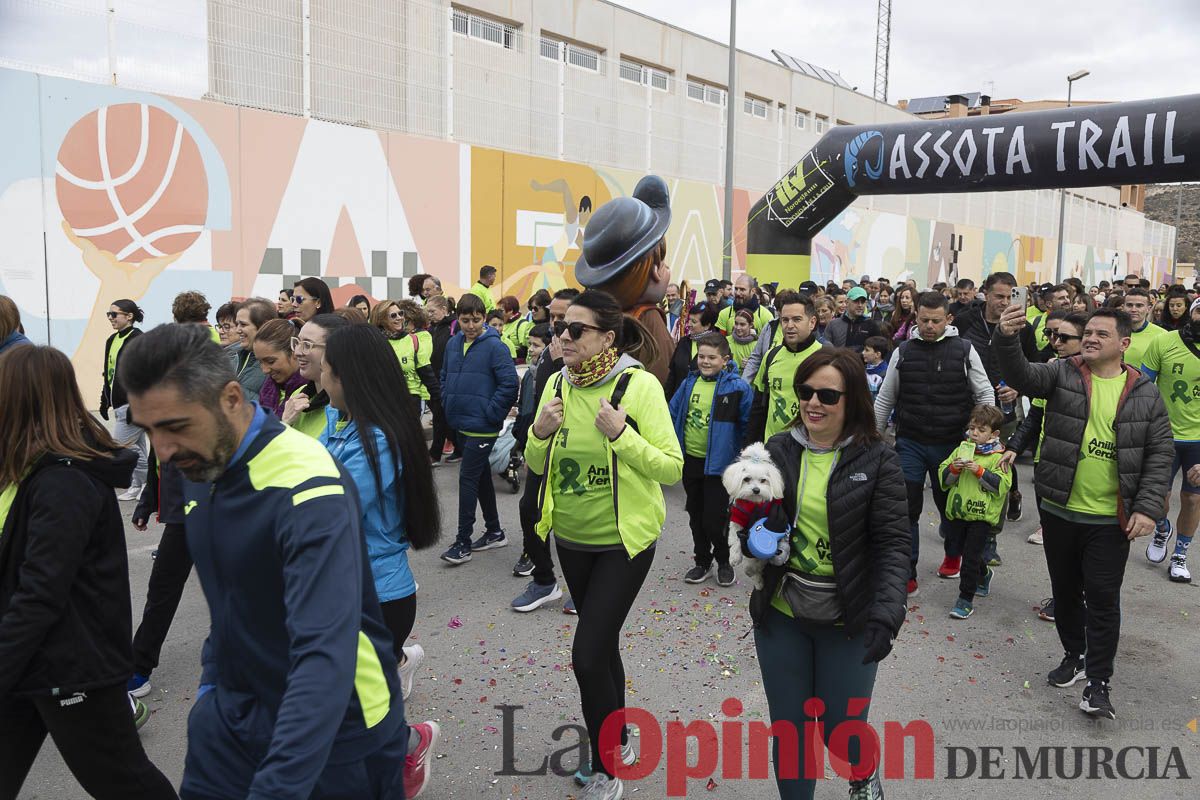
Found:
[575,175,671,287]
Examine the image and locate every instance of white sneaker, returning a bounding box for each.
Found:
[117,485,143,501]
[581,772,623,799]
[1169,555,1192,583]
[1027,527,1043,545]
[399,643,425,700]
[1146,522,1172,563]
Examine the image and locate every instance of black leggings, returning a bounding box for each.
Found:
[132,523,193,676]
[380,594,417,662]
[0,683,178,800]
[555,542,655,777]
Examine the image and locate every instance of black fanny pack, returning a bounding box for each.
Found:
[778,570,842,625]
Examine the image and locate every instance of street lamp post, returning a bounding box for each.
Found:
[1055,69,1090,283]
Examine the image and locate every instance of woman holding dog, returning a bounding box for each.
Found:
[526,288,683,800]
[745,348,910,800]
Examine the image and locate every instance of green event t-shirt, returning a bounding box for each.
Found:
[1063,372,1127,517]
[106,328,133,384]
[1124,321,1166,369]
[939,447,1012,525]
[469,282,497,313]
[389,333,433,400]
[753,339,823,439]
[502,319,530,359]
[772,449,836,617]
[1142,330,1200,441]
[0,481,19,537]
[727,336,755,372]
[716,305,772,336]
[549,382,621,546]
[683,376,717,457]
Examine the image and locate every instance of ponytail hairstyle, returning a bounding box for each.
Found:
[323,325,440,549]
[569,289,660,367]
[254,318,296,356]
[111,299,145,324]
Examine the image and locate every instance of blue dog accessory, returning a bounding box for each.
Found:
[747,516,790,560]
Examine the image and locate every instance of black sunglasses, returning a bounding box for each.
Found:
[797,384,845,405]
[1049,331,1082,342]
[552,320,605,340]
[105,311,125,319]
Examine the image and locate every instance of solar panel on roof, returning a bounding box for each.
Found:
[771,49,849,88]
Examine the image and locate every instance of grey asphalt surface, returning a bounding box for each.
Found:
[19,460,1200,799]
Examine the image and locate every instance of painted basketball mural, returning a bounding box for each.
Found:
[56,103,207,262]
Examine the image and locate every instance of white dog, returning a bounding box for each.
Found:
[722,443,787,589]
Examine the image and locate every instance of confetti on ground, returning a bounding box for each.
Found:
[448,616,463,629]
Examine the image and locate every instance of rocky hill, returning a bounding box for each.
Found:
[1144,183,1200,262]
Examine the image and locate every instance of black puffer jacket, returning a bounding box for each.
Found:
[995,332,1174,526]
[750,430,910,637]
[0,448,137,697]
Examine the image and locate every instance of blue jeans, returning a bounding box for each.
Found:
[754,609,880,800]
[895,438,957,576]
[457,434,500,547]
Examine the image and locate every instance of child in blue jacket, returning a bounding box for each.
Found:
[668,332,753,587]
[439,293,519,565]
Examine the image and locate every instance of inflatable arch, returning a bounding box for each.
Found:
[746,94,1200,282]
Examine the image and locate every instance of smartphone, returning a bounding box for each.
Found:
[1011,286,1029,309]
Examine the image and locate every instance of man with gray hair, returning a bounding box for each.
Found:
[120,324,437,800]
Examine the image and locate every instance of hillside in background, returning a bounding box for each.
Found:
[1144,183,1200,263]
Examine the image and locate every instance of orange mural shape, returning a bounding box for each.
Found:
[56,103,207,263]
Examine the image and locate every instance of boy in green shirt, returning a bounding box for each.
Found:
[939,405,1013,619]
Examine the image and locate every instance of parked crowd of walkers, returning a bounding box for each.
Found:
[1,249,1198,800]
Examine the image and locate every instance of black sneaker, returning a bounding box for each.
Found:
[512,553,534,577]
[445,452,463,464]
[848,769,884,799]
[440,541,472,565]
[1080,680,1116,720]
[684,564,712,584]
[716,563,735,587]
[1038,597,1055,622]
[1006,489,1023,522]
[471,530,508,551]
[1048,653,1086,688]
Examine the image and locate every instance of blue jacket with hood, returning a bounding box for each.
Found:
[181,407,403,800]
[668,362,754,476]
[439,325,518,434]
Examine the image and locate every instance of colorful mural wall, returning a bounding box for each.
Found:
[0,67,1172,407]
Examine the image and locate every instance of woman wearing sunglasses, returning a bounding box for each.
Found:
[750,348,909,800]
[525,290,683,799]
[291,277,335,325]
[101,299,148,500]
[1000,312,1085,573]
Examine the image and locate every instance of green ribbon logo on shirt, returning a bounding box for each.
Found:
[1172,380,1192,404]
[559,458,585,495]
[772,394,790,424]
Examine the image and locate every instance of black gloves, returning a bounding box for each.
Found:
[861,621,895,665]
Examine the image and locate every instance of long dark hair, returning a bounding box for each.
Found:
[571,289,659,366]
[1161,286,1191,330]
[294,277,335,317]
[890,285,916,328]
[789,348,881,445]
[323,325,440,549]
[0,345,120,484]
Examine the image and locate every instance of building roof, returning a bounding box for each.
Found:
[903,92,989,114]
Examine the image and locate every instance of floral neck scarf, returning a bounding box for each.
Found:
[567,347,619,388]
[731,328,758,344]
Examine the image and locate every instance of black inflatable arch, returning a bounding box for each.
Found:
[745,94,1200,283]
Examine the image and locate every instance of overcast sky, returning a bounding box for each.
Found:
[615,0,1199,104]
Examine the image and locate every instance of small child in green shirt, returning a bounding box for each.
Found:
[939,404,1013,620]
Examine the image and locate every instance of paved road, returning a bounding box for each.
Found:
[20,462,1200,799]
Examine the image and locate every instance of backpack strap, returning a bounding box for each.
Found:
[761,344,783,384]
[609,370,640,434]
[410,333,419,355]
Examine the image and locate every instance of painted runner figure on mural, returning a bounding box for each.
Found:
[573,175,675,385]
